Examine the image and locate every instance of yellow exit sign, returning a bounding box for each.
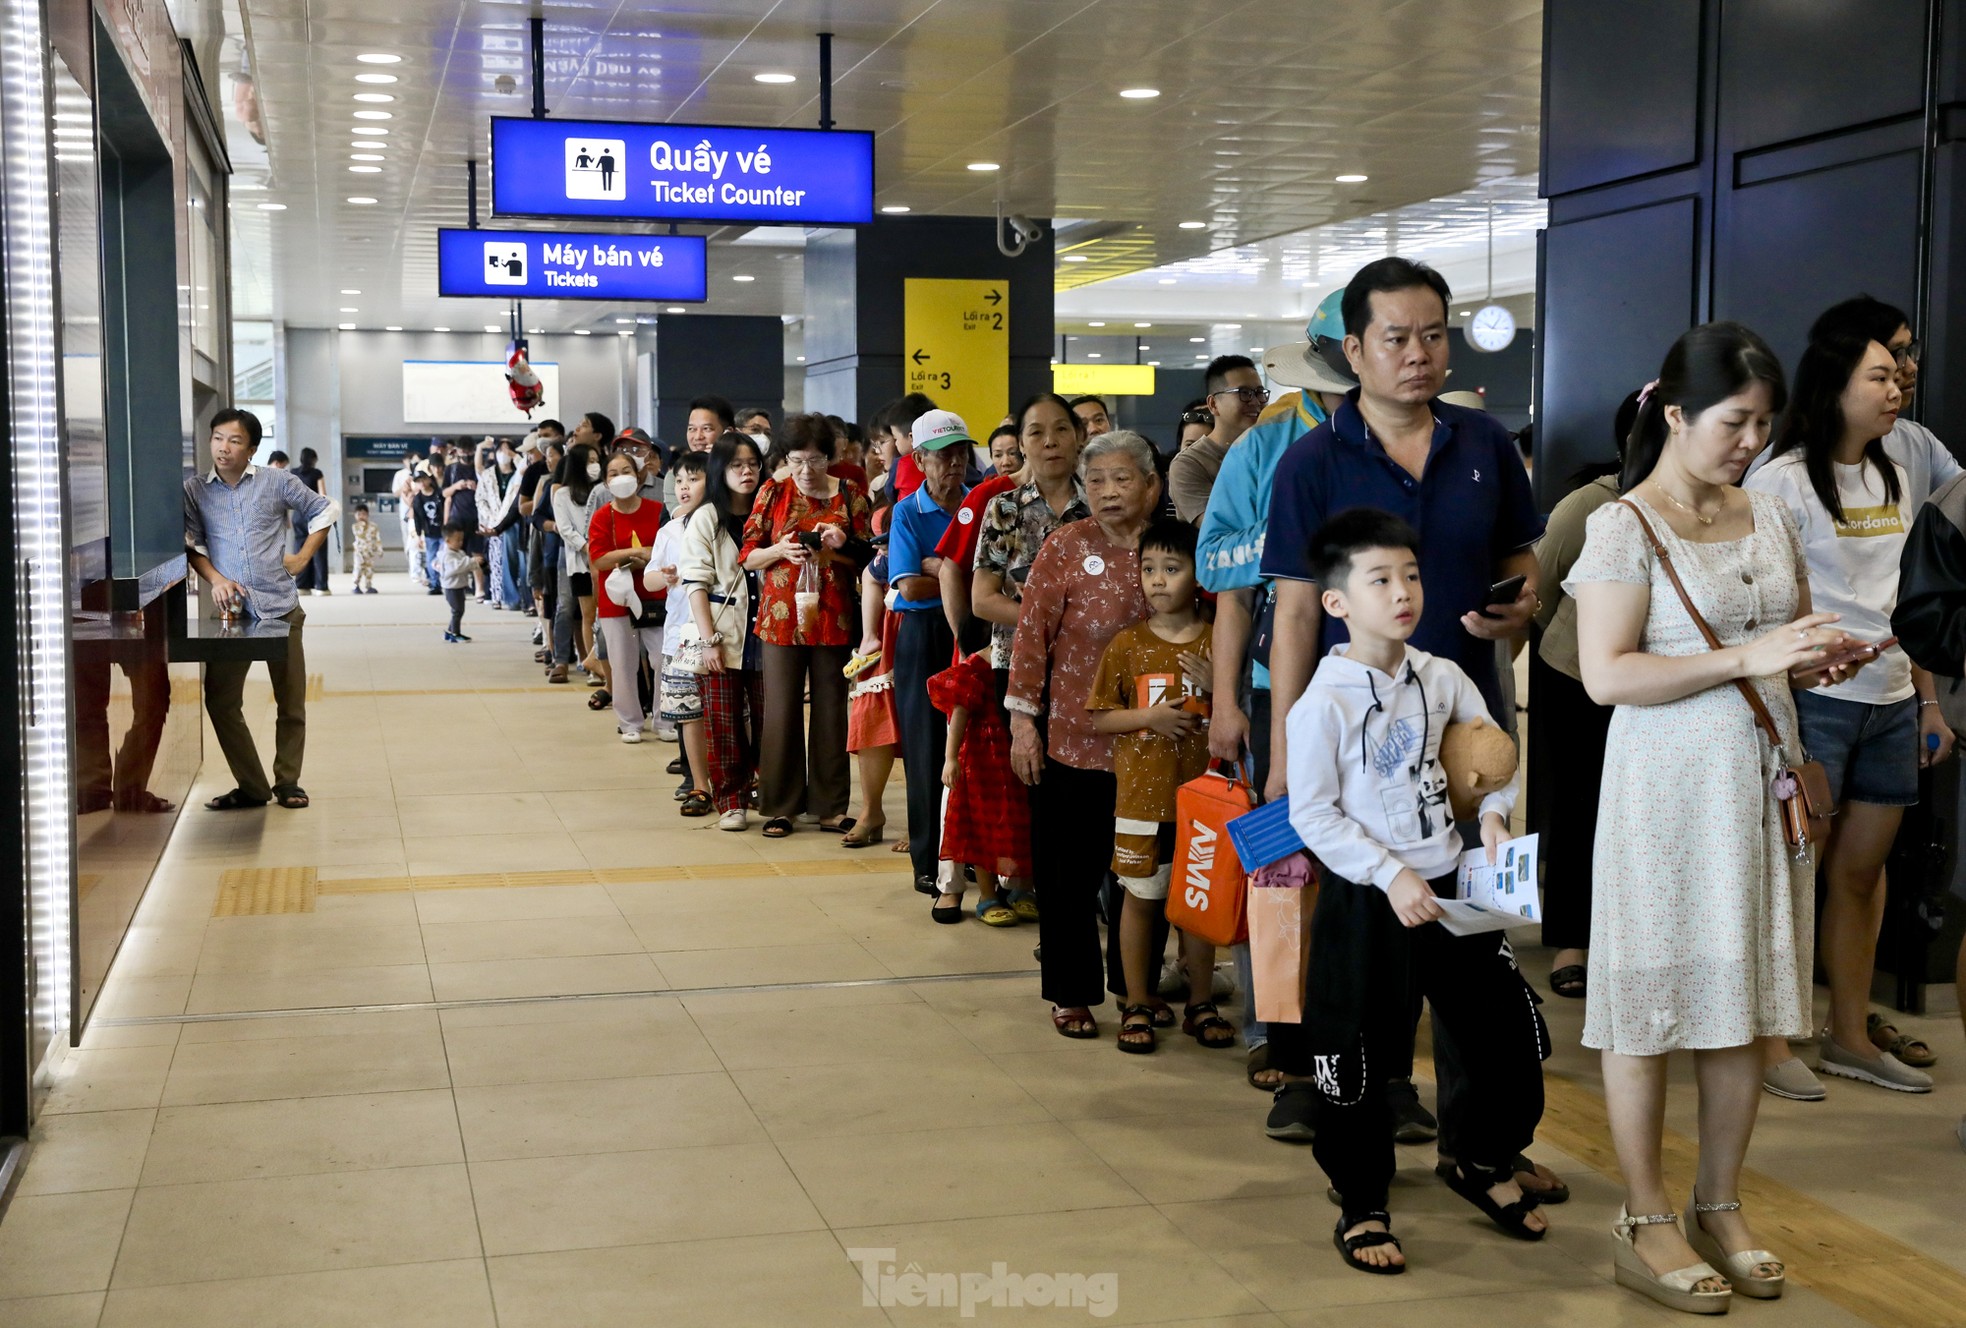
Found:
[1053,363,1156,396]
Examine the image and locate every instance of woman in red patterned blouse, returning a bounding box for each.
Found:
[741,414,874,837]
[1006,431,1160,1039]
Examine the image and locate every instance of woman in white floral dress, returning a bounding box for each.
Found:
[1567,323,1874,1316]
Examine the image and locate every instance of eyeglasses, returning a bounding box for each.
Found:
[1210,386,1270,406]
[1892,341,1923,366]
[1179,410,1214,427]
[786,454,830,471]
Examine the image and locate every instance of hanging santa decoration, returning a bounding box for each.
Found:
[506,340,544,416]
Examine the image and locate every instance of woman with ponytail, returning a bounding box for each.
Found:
[1568,322,1874,1314]
[1745,332,1950,1100]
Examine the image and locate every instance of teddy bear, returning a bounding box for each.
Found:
[1439,716,1519,823]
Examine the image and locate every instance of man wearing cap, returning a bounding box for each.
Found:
[1168,355,1268,523]
[1197,289,1353,1091]
[888,410,973,896]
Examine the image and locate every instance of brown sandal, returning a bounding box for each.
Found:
[1050,1006,1097,1039]
[1116,1005,1156,1054]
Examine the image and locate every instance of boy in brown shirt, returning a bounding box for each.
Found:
[1090,519,1226,1054]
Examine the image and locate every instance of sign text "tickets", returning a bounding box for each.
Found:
[436,228,708,302]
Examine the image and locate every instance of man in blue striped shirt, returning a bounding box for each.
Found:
[183,408,339,810]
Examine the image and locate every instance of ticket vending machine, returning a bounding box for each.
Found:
[343,435,442,572]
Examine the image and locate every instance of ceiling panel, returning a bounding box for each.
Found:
[220,0,1542,332]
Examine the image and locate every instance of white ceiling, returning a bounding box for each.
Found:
[220,0,1542,335]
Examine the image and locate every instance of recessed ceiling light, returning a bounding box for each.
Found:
[1178,220,1206,229]
[356,126,389,134]
[1061,255,1088,262]
[384,325,402,331]
[1335,173,1368,183]
[1119,87,1160,99]
[256,202,286,211]
[753,72,795,84]
[732,274,755,282]
[1087,321,1105,327]
[966,161,999,172]
[1148,360,1160,366]
[574,329,591,335]
[355,73,398,84]
[349,165,381,173]
[1459,310,1471,317]
[1086,353,1102,359]
[1140,345,1151,351]
[796,355,806,362]
[433,326,449,332]
[1222,323,1241,329]
[1135,322,1152,328]
[352,92,395,104]
[880,205,911,214]
[347,196,377,205]
[1157,278,1176,285]
[618,330,633,337]
[483,324,501,332]
[353,110,392,120]
[338,323,356,330]
[356,53,402,64]
[351,153,384,162]
[528,327,543,333]
[665,306,685,313]
[339,307,358,312]
[353,141,386,150]
[1189,337,1204,343]
[614,318,633,324]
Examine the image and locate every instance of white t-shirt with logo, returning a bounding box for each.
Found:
[1744,451,1913,704]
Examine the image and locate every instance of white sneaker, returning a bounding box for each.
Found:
[618,728,642,745]
[718,809,748,832]
[1819,1036,1933,1093]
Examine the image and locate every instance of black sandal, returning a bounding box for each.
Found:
[1441,1158,1546,1240]
[205,788,269,811]
[666,756,684,775]
[1116,1004,1157,1055]
[272,786,310,810]
[1434,1153,1570,1204]
[1333,1211,1405,1275]
[679,790,713,817]
[1182,1001,1236,1049]
[761,817,794,839]
[587,689,611,710]
[1549,964,1587,999]
[1247,1043,1280,1090]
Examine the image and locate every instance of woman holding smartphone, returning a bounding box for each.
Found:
[1744,332,1951,1100]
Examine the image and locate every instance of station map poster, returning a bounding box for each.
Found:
[490,117,875,226]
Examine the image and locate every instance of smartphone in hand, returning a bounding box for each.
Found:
[1476,574,1527,619]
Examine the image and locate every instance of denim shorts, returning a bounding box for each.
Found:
[1793,690,1918,808]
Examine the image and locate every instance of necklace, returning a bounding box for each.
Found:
[1652,481,1722,526]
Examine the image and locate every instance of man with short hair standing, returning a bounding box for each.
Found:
[1068,395,1113,439]
[185,408,340,811]
[1168,355,1267,523]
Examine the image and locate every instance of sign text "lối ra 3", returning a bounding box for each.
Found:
[436,228,708,302]
[488,118,875,227]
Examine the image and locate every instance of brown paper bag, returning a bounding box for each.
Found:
[1247,876,1315,1025]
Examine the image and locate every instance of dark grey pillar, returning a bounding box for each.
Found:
[803,216,1055,428]
[647,314,783,446]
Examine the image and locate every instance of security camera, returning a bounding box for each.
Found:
[1007,214,1044,244]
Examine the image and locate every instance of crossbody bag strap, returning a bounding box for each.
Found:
[1616,498,1787,752]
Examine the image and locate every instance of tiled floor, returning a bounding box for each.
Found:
[3,578,1961,1326]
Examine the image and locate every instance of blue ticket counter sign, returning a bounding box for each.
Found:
[489,117,875,226]
[436,228,708,301]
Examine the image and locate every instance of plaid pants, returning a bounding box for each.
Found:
[699,668,763,813]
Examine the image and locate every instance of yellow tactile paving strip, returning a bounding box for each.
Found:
[215,856,897,913]
[1536,1074,1966,1326]
[212,866,319,916]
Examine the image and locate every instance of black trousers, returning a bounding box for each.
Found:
[1035,759,1117,1008]
[892,610,955,883]
[1305,870,1549,1214]
[444,588,467,635]
[1527,650,1613,951]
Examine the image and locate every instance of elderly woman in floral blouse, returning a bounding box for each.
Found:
[1007,430,1160,1039]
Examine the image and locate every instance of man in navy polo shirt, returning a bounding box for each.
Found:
[1257,257,1550,1169]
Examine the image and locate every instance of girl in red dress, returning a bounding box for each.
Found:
[928,650,1032,925]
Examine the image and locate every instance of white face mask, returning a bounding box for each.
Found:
[606,473,639,500]
[585,462,603,481]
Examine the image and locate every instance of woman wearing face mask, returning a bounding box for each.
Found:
[740,414,873,837]
[1744,333,1951,1100]
[552,443,603,693]
[681,434,767,831]
[1569,322,1873,1314]
[589,451,668,743]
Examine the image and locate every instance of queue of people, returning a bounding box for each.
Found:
[186,255,1966,1310]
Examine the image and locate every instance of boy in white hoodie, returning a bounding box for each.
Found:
[1285,508,1550,1275]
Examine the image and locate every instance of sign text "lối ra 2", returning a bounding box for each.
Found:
[489,118,875,227]
[904,279,1009,439]
[436,228,708,302]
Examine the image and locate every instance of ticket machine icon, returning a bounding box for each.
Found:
[484,241,527,285]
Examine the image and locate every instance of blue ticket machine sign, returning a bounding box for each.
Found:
[436,228,708,301]
[489,117,875,226]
